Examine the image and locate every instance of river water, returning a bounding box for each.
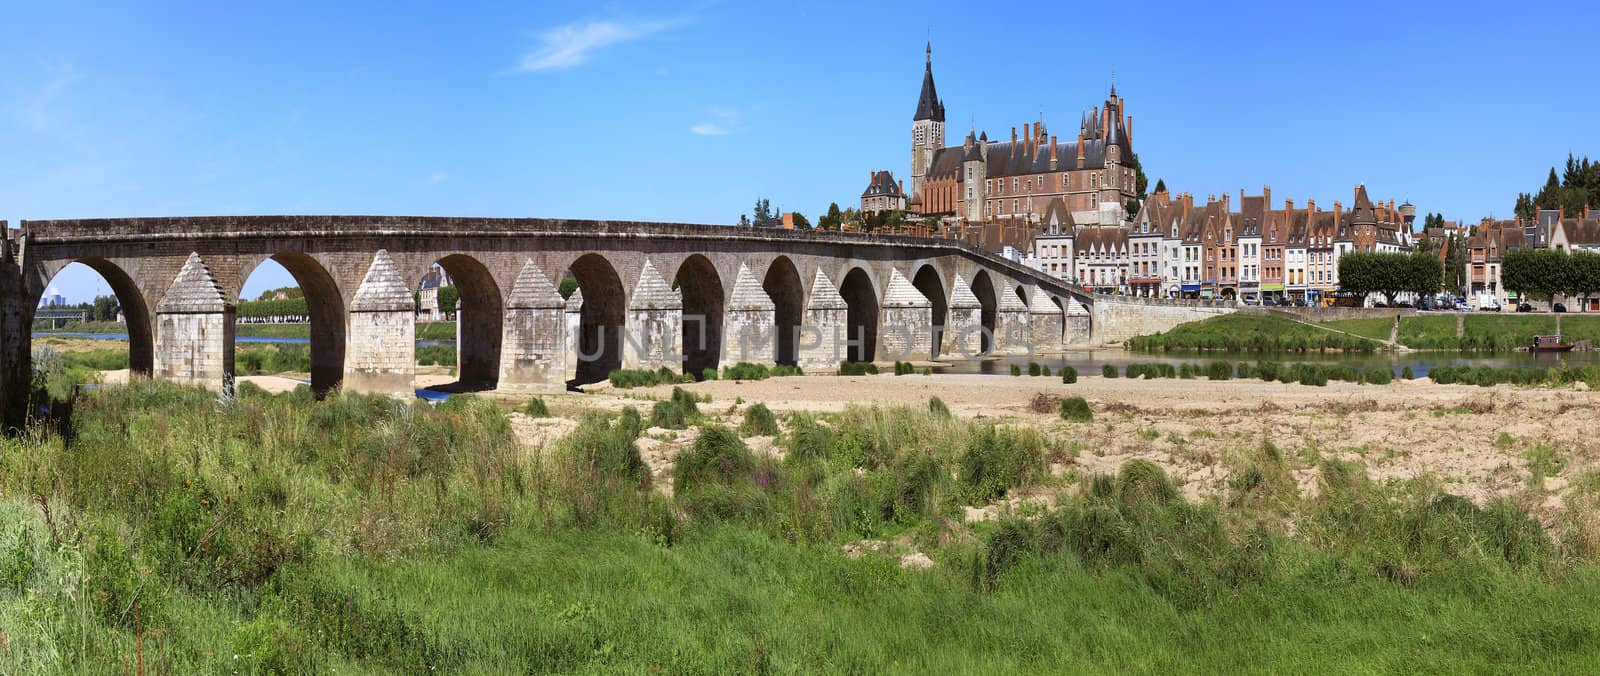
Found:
[37,332,1600,378]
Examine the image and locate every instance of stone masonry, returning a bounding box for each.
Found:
[1,215,1232,428]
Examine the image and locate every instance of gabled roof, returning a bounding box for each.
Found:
[1041,197,1075,229]
[1350,185,1378,224]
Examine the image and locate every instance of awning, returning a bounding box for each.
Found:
[1261,283,1285,292]
[1181,284,1201,291]
[1506,291,1519,299]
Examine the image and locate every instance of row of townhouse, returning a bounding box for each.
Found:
[1024,184,1415,301]
[1466,208,1600,310]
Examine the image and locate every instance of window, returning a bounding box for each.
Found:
[1091,174,1098,188]
[1013,178,1019,191]
[1091,194,1098,208]
[1062,175,1069,189]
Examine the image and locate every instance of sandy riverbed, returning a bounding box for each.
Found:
[511,373,1598,521]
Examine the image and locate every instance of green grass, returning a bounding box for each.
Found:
[5,381,1600,671]
[1555,315,1600,345]
[1127,314,1381,353]
[1321,317,1395,341]
[1396,315,1461,348]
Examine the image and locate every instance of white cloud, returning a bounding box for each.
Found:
[427,171,449,184]
[518,18,680,72]
[690,107,741,136]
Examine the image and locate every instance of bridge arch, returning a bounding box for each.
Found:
[911,264,948,359]
[38,259,155,377]
[839,267,878,363]
[568,253,626,386]
[971,269,998,354]
[420,254,503,390]
[672,254,724,377]
[762,256,803,366]
[237,252,347,395]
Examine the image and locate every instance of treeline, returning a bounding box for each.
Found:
[1337,252,1442,305]
[1501,248,1600,301]
[234,285,461,318]
[1515,154,1599,220]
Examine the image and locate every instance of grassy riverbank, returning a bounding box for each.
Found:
[1126,314,1381,352]
[3,380,1600,670]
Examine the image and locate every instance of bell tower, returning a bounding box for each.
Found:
[911,42,945,199]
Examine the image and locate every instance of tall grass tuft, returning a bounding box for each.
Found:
[739,403,780,437]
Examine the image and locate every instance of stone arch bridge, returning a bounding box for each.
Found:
[0,216,1229,424]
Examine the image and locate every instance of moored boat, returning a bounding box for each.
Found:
[1532,334,1575,352]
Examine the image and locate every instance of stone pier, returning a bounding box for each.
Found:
[944,273,983,358]
[344,250,415,396]
[499,260,567,391]
[722,262,776,366]
[798,269,847,372]
[997,286,1030,353]
[623,259,681,371]
[153,253,234,391]
[879,268,932,361]
[1028,285,1065,350]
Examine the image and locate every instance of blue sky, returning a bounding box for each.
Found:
[8,0,1598,303]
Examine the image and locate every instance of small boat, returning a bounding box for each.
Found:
[1532,334,1575,352]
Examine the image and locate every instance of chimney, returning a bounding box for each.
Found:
[1101,107,1110,140]
[1126,115,1132,140]
[898,180,904,196]
[1011,127,1017,145]
[1076,132,1085,167]
[1049,135,1058,169]
[1264,185,1272,209]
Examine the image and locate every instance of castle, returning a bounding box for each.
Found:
[870,44,1140,231]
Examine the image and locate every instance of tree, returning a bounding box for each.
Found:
[1131,153,1149,199]
[1153,178,1167,195]
[1406,251,1442,298]
[789,212,810,229]
[1500,248,1569,301]
[437,285,459,315]
[750,198,773,227]
[818,202,843,230]
[738,214,750,227]
[1338,251,1412,305]
[559,275,578,300]
[91,294,120,322]
[1514,193,1536,221]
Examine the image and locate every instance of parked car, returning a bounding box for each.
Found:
[1517,302,1534,313]
[1293,299,1308,307]
[1454,301,1470,312]
[1554,303,1567,313]
[1482,301,1502,312]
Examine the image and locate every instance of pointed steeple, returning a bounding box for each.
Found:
[914,42,944,122]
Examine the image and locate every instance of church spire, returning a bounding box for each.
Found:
[913,42,944,122]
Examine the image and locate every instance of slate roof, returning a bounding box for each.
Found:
[926,137,1107,180]
[914,44,945,122]
[861,170,903,199]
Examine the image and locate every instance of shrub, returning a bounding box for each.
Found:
[895,361,917,376]
[522,396,549,418]
[771,364,804,377]
[702,368,720,381]
[1102,364,1119,378]
[1028,362,1041,377]
[739,403,780,437]
[1059,396,1093,422]
[563,413,647,481]
[1010,364,1022,377]
[1206,361,1233,381]
[960,424,1046,503]
[649,388,702,430]
[609,368,665,389]
[1252,361,1283,382]
[784,412,834,464]
[1061,366,1078,384]
[1364,367,1394,385]
[928,396,952,418]
[1401,365,1415,380]
[1296,364,1328,387]
[1041,365,1051,377]
[722,362,771,380]
[840,361,879,376]
[674,425,756,501]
